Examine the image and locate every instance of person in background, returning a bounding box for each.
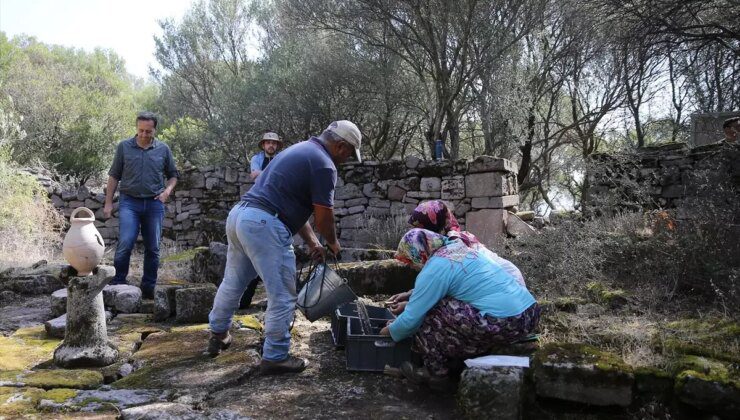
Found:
[721,117,739,144]
[387,200,525,315]
[205,120,362,375]
[380,228,540,390]
[105,112,179,299]
[240,132,284,309]
[250,132,283,181]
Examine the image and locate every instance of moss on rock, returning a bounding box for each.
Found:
[586,281,629,307]
[232,314,263,331]
[161,246,208,263]
[22,369,103,390]
[0,386,45,416]
[111,328,260,390]
[40,388,78,403]
[0,325,61,371]
[654,318,740,363]
[532,342,634,406]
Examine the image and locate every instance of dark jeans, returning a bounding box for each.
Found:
[239,276,261,309]
[112,194,165,290]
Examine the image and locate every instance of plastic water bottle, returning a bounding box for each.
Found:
[435,139,444,161]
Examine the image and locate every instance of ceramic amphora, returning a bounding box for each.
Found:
[62,207,105,276]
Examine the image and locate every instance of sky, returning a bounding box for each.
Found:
[0,0,196,79]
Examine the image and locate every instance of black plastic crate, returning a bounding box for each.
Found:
[345,317,412,372]
[331,302,394,348]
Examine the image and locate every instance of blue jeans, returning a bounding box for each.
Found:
[208,204,297,362]
[112,194,165,290]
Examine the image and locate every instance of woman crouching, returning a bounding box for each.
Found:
[380,228,539,390]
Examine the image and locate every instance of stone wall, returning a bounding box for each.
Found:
[586,142,740,214]
[43,156,520,249]
[691,111,740,146]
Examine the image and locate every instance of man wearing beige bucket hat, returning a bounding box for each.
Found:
[206,120,362,375]
[249,132,283,181]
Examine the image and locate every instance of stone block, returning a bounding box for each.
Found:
[50,194,65,207]
[674,369,740,419]
[363,183,385,198]
[387,185,407,201]
[420,177,442,192]
[441,176,465,200]
[190,242,227,285]
[406,191,441,199]
[405,156,421,169]
[471,195,519,209]
[465,172,511,197]
[84,199,102,210]
[153,285,185,321]
[369,198,391,208]
[175,285,217,323]
[533,343,634,407]
[45,313,67,338]
[465,209,507,248]
[467,155,517,174]
[344,197,368,207]
[50,288,68,317]
[61,190,77,200]
[347,205,365,215]
[339,214,365,229]
[205,177,220,190]
[458,367,524,420]
[366,207,390,217]
[516,211,535,221]
[335,260,417,295]
[418,161,453,177]
[506,212,536,238]
[335,183,363,200]
[224,167,238,183]
[103,285,142,313]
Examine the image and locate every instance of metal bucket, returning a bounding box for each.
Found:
[296,263,356,322]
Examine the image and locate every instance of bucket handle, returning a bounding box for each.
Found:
[70,207,95,222]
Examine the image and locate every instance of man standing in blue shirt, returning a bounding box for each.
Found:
[249,132,283,181]
[239,131,284,310]
[206,120,362,375]
[104,112,179,299]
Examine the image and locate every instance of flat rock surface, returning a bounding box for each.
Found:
[0,295,51,335]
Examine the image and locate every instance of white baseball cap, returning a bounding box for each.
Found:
[327,120,362,162]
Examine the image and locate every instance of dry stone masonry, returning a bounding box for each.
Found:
[586,142,740,214]
[42,156,521,249]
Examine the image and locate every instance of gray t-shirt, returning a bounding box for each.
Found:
[243,137,336,234]
[108,137,179,198]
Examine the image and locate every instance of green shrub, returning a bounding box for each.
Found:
[0,152,63,268]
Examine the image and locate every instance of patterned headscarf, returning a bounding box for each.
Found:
[408,200,460,234]
[395,228,472,269]
[409,200,481,247]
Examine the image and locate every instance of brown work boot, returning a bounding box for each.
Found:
[259,355,307,375]
[204,332,232,357]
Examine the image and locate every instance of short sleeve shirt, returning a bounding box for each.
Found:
[242,137,336,234]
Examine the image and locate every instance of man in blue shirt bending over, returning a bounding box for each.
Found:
[205,120,362,375]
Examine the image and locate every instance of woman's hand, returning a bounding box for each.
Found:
[388,290,412,304]
[389,301,407,316]
[379,320,393,336]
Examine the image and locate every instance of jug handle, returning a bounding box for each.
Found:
[70,207,95,222]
